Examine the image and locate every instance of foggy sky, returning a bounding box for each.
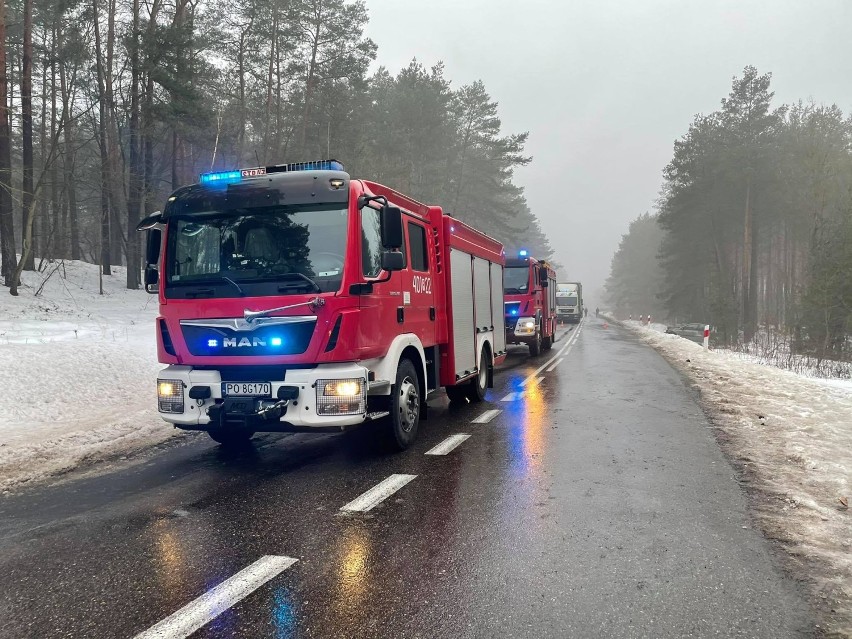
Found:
[363,0,852,303]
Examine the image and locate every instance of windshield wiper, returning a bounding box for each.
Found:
[220,276,246,296]
[275,273,321,293]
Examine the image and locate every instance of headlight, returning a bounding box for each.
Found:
[323,380,362,397]
[515,318,536,335]
[316,378,366,416]
[157,379,185,413]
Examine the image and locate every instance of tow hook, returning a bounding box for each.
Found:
[258,400,289,421]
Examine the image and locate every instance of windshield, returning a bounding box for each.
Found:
[166,204,347,298]
[503,266,530,294]
[557,294,578,306]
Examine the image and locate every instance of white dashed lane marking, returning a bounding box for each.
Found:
[501,391,525,402]
[133,555,298,639]
[425,433,471,456]
[340,474,417,513]
[546,358,564,372]
[472,409,502,424]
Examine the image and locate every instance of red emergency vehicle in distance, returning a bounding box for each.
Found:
[136,160,507,450]
[503,251,557,355]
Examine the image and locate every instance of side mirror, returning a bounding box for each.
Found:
[146,228,161,265]
[380,206,403,249]
[381,251,405,272]
[144,266,159,294]
[136,210,163,232]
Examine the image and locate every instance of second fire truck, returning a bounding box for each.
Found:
[503,251,557,355]
[137,160,507,450]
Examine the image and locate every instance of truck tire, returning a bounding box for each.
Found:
[386,358,420,450]
[542,332,553,351]
[529,329,542,356]
[446,346,491,404]
[207,428,254,448]
[466,347,491,402]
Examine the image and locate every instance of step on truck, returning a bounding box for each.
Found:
[556,281,583,323]
[503,251,557,356]
[137,160,507,449]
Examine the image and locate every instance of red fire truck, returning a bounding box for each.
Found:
[503,251,557,355]
[137,160,507,450]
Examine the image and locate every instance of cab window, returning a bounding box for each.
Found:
[361,207,407,278]
[361,208,383,277]
[408,222,429,272]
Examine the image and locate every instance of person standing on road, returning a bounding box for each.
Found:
[595,307,599,318]
[584,308,588,318]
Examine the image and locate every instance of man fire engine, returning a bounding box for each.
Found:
[137,160,507,450]
[503,251,557,355]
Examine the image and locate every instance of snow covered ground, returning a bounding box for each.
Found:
[0,259,189,491]
[619,319,852,635]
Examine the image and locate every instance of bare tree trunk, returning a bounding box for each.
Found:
[262,8,277,163]
[59,33,79,260]
[0,0,16,285]
[741,179,752,341]
[92,0,111,275]
[20,0,34,270]
[236,19,252,165]
[49,18,60,261]
[126,0,142,288]
[298,17,321,157]
[106,0,123,264]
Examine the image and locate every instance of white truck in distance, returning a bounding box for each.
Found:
[556,282,583,323]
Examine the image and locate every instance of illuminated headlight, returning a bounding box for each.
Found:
[157,379,185,413]
[316,378,366,416]
[515,318,536,335]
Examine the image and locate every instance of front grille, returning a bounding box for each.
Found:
[181,319,316,356]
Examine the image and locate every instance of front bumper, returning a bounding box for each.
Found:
[156,363,371,431]
[505,317,537,344]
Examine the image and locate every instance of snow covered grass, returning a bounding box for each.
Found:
[0,259,189,491]
[620,319,852,636]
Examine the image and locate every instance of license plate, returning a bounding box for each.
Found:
[223,382,272,397]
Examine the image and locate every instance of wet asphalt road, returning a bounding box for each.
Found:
[0,320,816,638]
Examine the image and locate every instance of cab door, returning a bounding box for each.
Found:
[356,205,405,360]
[400,219,437,347]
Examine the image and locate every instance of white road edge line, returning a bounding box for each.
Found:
[425,433,471,456]
[546,358,564,372]
[472,409,502,424]
[340,474,417,513]
[133,555,298,639]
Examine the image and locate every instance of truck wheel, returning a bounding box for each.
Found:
[466,347,491,402]
[542,333,553,351]
[529,330,542,356]
[207,428,254,448]
[386,359,420,450]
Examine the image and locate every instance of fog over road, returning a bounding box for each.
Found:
[0,321,814,638]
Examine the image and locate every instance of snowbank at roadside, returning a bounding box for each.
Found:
[0,260,188,491]
[621,321,852,635]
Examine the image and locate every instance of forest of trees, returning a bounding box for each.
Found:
[606,66,852,358]
[0,0,551,295]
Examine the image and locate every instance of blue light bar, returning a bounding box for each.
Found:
[519,249,528,257]
[270,337,283,347]
[199,170,241,185]
[268,159,345,173]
